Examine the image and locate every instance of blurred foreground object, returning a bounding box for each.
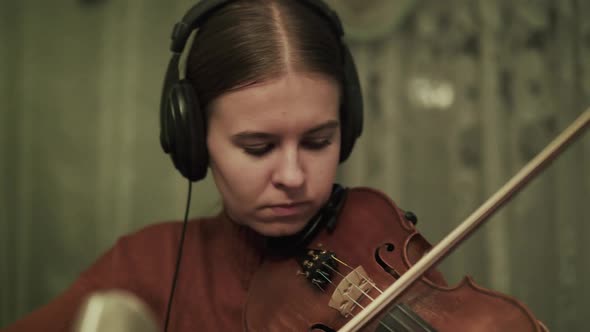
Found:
[74,290,158,332]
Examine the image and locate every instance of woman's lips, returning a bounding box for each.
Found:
[266,202,310,217]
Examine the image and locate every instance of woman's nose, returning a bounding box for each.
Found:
[271,149,305,189]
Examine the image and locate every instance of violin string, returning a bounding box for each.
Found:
[321,274,395,332]
[321,258,399,331]
[331,255,354,270]
[316,270,334,285]
[316,271,356,318]
[321,262,377,301]
[320,263,401,326]
[331,255,385,294]
[312,280,327,292]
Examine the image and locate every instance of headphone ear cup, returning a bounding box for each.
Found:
[162,80,209,181]
[339,45,363,162]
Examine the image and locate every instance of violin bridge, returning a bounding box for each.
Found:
[328,266,373,317]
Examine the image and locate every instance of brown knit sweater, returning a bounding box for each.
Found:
[3,213,267,332]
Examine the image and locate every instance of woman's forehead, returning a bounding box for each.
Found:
[208,72,340,132]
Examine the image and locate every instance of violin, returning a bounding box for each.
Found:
[243,110,589,331]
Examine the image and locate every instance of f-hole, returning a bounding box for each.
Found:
[309,323,336,332]
[375,243,401,279]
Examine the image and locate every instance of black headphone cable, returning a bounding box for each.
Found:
[163,180,192,332]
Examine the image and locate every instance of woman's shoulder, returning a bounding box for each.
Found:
[80,216,220,273]
[117,216,219,245]
[78,215,225,289]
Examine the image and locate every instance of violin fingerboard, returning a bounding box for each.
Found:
[376,303,437,332]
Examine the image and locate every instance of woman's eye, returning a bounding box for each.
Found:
[302,138,332,150]
[241,138,332,156]
[243,144,274,156]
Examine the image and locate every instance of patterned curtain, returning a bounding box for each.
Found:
[334,0,590,330]
[1,0,589,330]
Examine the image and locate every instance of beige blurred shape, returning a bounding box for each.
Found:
[74,290,159,332]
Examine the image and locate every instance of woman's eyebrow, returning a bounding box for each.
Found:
[232,132,274,141]
[232,120,340,141]
[304,120,340,135]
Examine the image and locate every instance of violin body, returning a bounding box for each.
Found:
[244,187,545,331]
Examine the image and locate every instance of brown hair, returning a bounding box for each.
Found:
[185,0,344,112]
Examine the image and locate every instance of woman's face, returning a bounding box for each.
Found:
[206,72,341,237]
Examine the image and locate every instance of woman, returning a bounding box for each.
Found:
[3,0,546,331]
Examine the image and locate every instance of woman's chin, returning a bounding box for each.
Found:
[251,219,309,237]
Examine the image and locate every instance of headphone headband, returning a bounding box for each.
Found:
[170,0,345,53]
[170,0,229,53]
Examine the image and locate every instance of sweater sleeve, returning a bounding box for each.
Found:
[1,222,180,332]
[2,250,117,331]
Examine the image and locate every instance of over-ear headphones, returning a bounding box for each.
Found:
[160,0,364,182]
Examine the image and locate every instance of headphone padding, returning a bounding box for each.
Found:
[339,45,363,162]
[166,81,209,181]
